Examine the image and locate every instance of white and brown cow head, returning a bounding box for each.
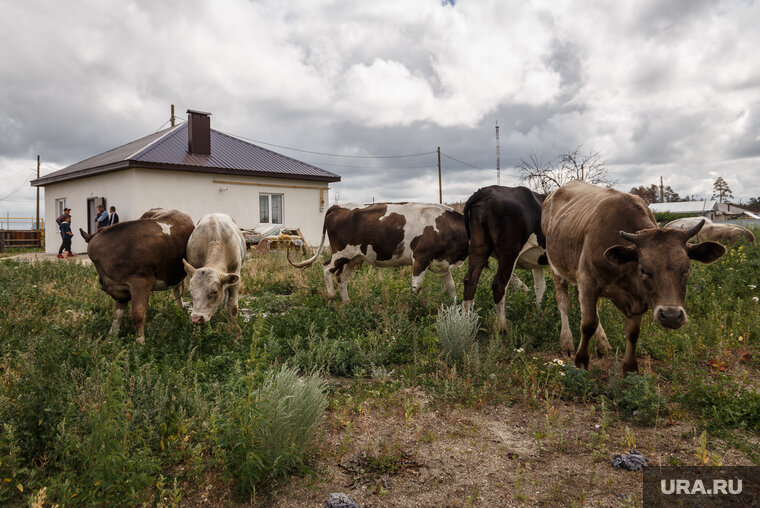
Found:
[604,219,725,329]
[183,260,240,325]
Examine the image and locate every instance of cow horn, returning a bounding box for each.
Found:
[620,230,639,244]
[80,228,93,243]
[682,219,706,240]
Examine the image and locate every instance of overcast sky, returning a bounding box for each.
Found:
[1,0,759,221]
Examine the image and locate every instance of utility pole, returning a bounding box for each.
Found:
[437,147,442,204]
[36,155,40,232]
[495,121,501,186]
[170,104,175,127]
[660,176,664,203]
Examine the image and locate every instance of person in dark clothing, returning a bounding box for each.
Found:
[95,204,109,230]
[57,212,71,256]
[56,207,71,226]
[108,206,120,226]
[58,215,74,258]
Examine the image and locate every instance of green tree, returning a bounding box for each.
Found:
[630,184,681,204]
[711,177,734,203]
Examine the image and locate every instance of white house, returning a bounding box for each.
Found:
[31,110,341,254]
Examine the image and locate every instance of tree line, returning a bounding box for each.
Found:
[516,146,760,212]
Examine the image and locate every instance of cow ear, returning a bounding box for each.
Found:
[604,245,638,265]
[222,273,240,286]
[183,259,196,276]
[221,273,240,286]
[687,241,726,264]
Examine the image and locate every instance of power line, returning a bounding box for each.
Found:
[440,152,487,171]
[0,168,37,202]
[230,132,437,159]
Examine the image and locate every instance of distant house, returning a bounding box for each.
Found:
[31,110,341,254]
[649,200,760,222]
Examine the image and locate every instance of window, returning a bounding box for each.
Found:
[259,193,283,224]
[55,198,66,219]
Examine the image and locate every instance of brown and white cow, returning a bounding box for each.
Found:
[665,217,756,247]
[462,186,548,328]
[81,208,195,344]
[182,213,246,327]
[288,202,469,302]
[542,181,725,374]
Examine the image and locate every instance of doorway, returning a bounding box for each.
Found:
[87,197,106,234]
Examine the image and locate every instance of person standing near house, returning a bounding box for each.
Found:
[57,211,71,257]
[56,207,71,227]
[58,215,74,258]
[108,206,119,226]
[95,204,109,230]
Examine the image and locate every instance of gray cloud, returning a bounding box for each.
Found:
[2,0,760,219]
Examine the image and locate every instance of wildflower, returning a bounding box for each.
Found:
[754,297,759,303]
[514,347,525,354]
[738,336,744,342]
[559,371,566,376]
[749,285,757,289]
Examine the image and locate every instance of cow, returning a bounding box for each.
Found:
[462,186,548,328]
[665,217,756,246]
[542,181,725,374]
[182,213,246,327]
[80,208,195,344]
[287,202,469,302]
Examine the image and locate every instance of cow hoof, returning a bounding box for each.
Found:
[574,355,589,370]
[136,336,145,345]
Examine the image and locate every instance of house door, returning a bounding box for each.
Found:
[87,197,106,234]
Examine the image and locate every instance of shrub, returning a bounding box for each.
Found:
[216,365,328,496]
[678,375,760,432]
[436,304,479,365]
[609,373,666,426]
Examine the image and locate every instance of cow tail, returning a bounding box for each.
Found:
[287,219,328,269]
[463,191,480,239]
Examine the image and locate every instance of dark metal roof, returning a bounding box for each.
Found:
[31,122,341,186]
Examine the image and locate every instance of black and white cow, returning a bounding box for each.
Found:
[288,202,469,302]
[462,186,548,328]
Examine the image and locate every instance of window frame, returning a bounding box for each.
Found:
[259,193,284,225]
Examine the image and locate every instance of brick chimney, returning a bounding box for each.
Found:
[187,109,211,155]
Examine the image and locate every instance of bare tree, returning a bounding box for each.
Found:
[518,145,613,194]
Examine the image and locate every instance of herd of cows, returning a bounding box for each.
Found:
[79,182,756,373]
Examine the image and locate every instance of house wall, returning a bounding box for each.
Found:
[42,168,330,253]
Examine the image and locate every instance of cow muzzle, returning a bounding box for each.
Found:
[654,306,687,329]
[190,314,207,325]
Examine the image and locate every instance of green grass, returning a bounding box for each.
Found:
[0,231,758,504]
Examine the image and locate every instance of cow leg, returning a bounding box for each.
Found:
[492,250,520,329]
[322,258,337,299]
[109,300,128,338]
[462,247,490,315]
[438,269,457,302]
[337,259,361,303]
[622,314,643,374]
[172,280,185,311]
[411,258,428,294]
[127,278,154,345]
[532,267,546,309]
[552,271,574,357]
[575,285,600,370]
[226,283,243,339]
[593,310,612,357]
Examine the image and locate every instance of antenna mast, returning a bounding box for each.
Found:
[495,121,501,186]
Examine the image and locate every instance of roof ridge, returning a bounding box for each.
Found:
[128,123,185,160]
[217,129,339,178]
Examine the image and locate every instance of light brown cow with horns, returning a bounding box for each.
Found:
[542,181,726,374]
